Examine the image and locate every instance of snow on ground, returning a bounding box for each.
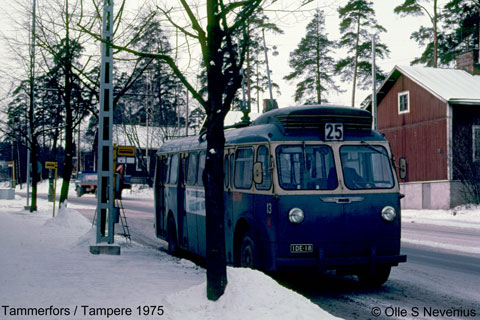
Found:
[402,206,480,230]
[402,207,480,255]
[2,180,480,318]
[0,192,339,320]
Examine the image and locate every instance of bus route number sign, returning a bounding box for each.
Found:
[325,123,344,141]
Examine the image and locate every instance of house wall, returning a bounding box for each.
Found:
[451,105,480,180]
[377,74,448,183]
[400,180,465,209]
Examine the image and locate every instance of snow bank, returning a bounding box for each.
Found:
[402,206,480,230]
[43,207,92,230]
[0,195,339,320]
[164,267,339,320]
[122,183,154,199]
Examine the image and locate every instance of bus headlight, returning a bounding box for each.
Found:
[381,206,396,222]
[289,208,304,224]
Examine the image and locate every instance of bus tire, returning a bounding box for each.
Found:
[357,265,391,287]
[239,232,256,269]
[76,187,83,197]
[167,217,178,255]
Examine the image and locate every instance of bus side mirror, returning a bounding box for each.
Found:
[399,158,407,179]
[253,162,263,185]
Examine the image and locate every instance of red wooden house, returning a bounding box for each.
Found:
[370,55,480,209]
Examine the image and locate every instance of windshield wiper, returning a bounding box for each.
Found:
[360,141,389,158]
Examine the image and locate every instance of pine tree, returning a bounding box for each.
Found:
[441,0,480,65]
[336,0,389,107]
[394,0,440,67]
[284,9,340,105]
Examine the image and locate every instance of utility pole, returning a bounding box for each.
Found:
[262,29,274,111]
[95,0,115,247]
[26,0,37,208]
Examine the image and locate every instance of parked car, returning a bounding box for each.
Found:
[74,171,97,197]
[75,166,132,198]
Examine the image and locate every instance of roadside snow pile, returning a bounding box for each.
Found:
[0,196,340,320]
[164,267,340,320]
[402,206,480,230]
[123,183,154,199]
[43,207,92,230]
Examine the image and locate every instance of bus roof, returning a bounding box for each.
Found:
[158,105,385,153]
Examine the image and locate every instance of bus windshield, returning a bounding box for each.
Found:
[277,145,337,190]
[340,145,395,190]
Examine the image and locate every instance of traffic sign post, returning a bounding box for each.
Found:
[45,161,58,217]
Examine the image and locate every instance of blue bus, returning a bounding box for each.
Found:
[154,105,406,286]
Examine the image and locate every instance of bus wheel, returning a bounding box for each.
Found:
[240,232,256,268]
[357,265,391,287]
[76,187,83,197]
[167,217,178,255]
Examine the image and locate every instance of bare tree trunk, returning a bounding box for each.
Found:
[204,0,227,300]
[59,2,73,207]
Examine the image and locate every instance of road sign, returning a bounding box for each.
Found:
[45,161,58,169]
[117,146,135,157]
[8,161,14,167]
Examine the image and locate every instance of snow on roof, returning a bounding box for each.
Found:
[112,111,261,150]
[113,124,178,150]
[392,65,480,104]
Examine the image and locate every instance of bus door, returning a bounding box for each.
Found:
[252,145,274,232]
[339,145,398,247]
[223,149,234,263]
[195,151,207,257]
[185,152,201,254]
[177,153,187,248]
[231,147,255,221]
[154,154,167,237]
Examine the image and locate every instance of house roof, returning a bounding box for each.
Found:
[112,111,261,150]
[113,125,174,150]
[376,65,480,106]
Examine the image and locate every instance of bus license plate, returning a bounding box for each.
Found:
[290,244,313,253]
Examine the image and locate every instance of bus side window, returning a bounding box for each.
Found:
[197,151,206,187]
[186,152,198,186]
[234,148,254,189]
[169,154,179,184]
[256,146,272,190]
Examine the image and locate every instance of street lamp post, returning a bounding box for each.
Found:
[262,29,278,112]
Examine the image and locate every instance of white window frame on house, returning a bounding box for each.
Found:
[472,125,480,162]
[398,91,410,114]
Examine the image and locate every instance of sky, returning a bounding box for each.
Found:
[0,0,444,111]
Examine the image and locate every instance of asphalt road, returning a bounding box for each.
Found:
[49,193,480,319]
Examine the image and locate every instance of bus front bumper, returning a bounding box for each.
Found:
[274,248,407,271]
